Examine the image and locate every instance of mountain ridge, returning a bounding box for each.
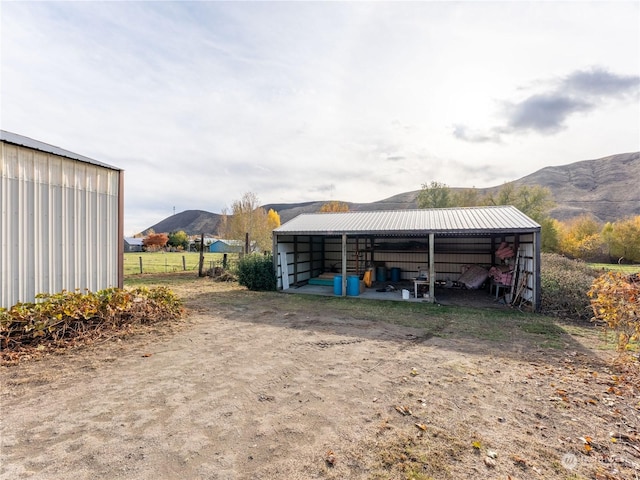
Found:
[143,152,639,235]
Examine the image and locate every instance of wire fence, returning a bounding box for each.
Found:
[124,252,240,276]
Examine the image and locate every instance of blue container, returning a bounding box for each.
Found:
[376,266,387,283]
[333,275,343,295]
[390,267,401,282]
[347,275,360,296]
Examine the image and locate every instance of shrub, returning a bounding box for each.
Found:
[540,253,600,320]
[588,272,640,352]
[236,254,276,291]
[0,286,183,355]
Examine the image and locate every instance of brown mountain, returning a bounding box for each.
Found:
[144,210,222,236]
[144,152,639,234]
[268,152,639,223]
[512,152,639,222]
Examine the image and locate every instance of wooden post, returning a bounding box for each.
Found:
[198,233,205,277]
[223,253,228,269]
[139,256,143,274]
[245,232,250,254]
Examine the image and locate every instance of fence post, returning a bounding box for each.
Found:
[139,256,143,274]
[223,253,228,269]
[182,255,186,271]
[198,233,205,277]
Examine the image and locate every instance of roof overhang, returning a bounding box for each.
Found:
[274,206,541,237]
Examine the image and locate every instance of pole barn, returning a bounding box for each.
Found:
[273,207,541,311]
[1,131,124,309]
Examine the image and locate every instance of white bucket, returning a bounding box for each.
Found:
[402,289,410,300]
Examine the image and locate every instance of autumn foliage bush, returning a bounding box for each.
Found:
[589,272,640,352]
[0,286,183,355]
[540,253,600,320]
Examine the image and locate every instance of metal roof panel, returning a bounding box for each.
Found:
[274,206,540,235]
[1,130,121,171]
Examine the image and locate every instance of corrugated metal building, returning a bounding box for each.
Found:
[209,239,244,254]
[124,237,144,253]
[1,131,124,308]
[273,206,541,310]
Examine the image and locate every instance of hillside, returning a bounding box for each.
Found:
[143,152,639,234]
[144,210,222,236]
[512,152,639,222]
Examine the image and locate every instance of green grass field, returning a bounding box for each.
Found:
[589,262,640,274]
[123,253,638,276]
[124,252,240,275]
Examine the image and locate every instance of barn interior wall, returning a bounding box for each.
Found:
[275,235,323,289]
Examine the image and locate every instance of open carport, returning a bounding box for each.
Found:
[273,206,541,311]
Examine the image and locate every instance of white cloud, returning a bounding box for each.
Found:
[1,1,639,234]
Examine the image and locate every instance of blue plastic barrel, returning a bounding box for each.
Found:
[390,267,401,282]
[347,275,360,296]
[376,266,387,282]
[333,275,343,295]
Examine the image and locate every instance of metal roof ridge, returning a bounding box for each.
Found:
[1,129,121,171]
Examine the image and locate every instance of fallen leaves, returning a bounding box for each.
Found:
[511,454,528,468]
[394,405,412,416]
[324,450,336,467]
[580,435,593,454]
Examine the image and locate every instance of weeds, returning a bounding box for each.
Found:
[0,286,183,361]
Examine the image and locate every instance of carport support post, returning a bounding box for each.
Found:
[272,234,279,288]
[428,233,435,303]
[341,233,347,296]
[534,230,541,312]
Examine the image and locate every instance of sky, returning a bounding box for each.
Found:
[2,1,639,236]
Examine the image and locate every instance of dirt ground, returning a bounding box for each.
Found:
[1,277,639,480]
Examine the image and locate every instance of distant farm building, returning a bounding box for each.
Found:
[209,239,244,253]
[0,130,123,308]
[124,237,144,252]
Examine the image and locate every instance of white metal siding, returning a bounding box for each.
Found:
[1,143,120,308]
